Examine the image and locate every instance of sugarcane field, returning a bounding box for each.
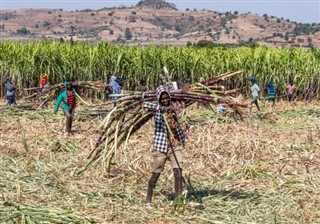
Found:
[0,41,320,224]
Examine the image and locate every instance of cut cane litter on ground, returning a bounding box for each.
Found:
[1,99,319,223]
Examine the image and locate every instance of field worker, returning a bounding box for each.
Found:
[265,82,276,107]
[287,80,296,102]
[3,77,17,105]
[249,76,260,111]
[54,81,77,133]
[39,73,50,108]
[109,76,123,108]
[143,85,186,209]
[106,75,116,100]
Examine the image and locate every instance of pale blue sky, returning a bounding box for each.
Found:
[0,0,319,23]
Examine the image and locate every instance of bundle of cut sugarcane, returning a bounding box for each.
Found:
[77,69,247,174]
[22,81,111,102]
[189,71,242,95]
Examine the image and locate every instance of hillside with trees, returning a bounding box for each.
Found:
[0,0,319,47]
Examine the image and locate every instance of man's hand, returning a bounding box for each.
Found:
[159,105,175,113]
[169,105,176,112]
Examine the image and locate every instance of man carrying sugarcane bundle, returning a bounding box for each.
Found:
[143,85,186,209]
[54,81,77,134]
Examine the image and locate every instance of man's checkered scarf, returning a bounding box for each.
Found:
[143,85,185,152]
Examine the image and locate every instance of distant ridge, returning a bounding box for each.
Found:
[135,0,177,10]
[0,2,319,48]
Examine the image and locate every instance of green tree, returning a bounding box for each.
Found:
[125,27,132,40]
[16,27,30,35]
[195,40,213,48]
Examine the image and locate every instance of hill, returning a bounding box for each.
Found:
[0,0,319,47]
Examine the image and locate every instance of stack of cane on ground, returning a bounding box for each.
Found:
[77,70,247,174]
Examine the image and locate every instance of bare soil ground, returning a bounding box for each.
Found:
[0,100,320,223]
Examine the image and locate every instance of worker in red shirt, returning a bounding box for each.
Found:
[54,81,77,133]
[39,73,49,108]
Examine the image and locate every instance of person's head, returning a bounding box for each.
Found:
[66,81,72,90]
[289,80,293,86]
[40,73,48,80]
[267,82,272,88]
[156,85,171,107]
[110,75,116,82]
[249,76,257,84]
[116,77,123,86]
[160,92,170,106]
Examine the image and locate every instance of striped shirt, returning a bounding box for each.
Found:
[67,90,76,110]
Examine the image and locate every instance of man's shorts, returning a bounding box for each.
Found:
[265,94,276,101]
[251,97,258,103]
[151,145,183,173]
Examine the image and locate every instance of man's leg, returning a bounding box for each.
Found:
[173,168,183,197]
[69,109,74,132]
[251,97,260,112]
[146,172,161,205]
[7,96,13,105]
[169,146,183,197]
[11,96,17,105]
[146,150,166,205]
[255,101,260,111]
[63,109,72,133]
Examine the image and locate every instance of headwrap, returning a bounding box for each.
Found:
[249,76,257,84]
[115,77,123,83]
[40,73,48,79]
[110,75,116,82]
[156,85,171,105]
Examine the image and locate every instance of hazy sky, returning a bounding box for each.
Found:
[0,0,319,23]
